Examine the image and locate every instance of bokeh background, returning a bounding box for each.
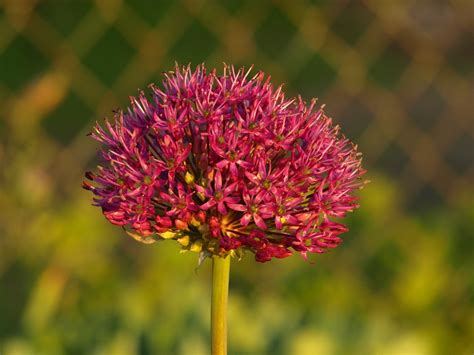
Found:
[1,0,473,354]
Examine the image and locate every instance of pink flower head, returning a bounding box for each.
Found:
[84,64,366,262]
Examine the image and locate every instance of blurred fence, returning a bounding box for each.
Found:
[1,0,473,212]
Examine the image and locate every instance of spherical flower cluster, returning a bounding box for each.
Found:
[83,64,366,262]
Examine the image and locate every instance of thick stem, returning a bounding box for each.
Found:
[211,255,230,355]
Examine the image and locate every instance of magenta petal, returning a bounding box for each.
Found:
[253,213,267,230]
[216,160,228,169]
[245,171,258,183]
[224,182,238,194]
[200,200,216,210]
[159,191,171,201]
[215,170,223,190]
[230,162,238,176]
[165,208,177,216]
[194,184,206,194]
[240,213,252,226]
[243,191,251,204]
[237,160,252,169]
[258,160,266,177]
[275,216,283,229]
[285,214,299,225]
[259,205,273,214]
[254,192,264,204]
[217,201,227,215]
[228,203,247,212]
[224,196,240,204]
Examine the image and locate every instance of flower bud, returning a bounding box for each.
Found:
[190,240,203,253]
[85,171,96,180]
[159,231,176,239]
[185,171,195,184]
[190,217,201,227]
[196,211,206,223]
[177,235,190,246]
[155,216,173,232]
[175,219,188,230]
[81,181,94,191]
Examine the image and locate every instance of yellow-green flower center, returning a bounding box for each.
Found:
[262,179,271,189]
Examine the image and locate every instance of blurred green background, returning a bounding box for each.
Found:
[0,0,473,354]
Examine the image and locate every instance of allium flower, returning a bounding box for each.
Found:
[83,64,366,262]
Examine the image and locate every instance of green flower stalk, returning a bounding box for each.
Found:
[211,256,230,355]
